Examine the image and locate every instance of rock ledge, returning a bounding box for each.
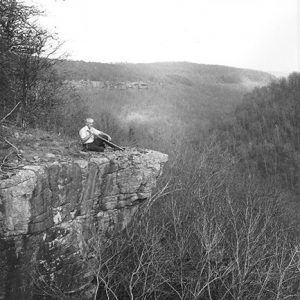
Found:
[0,147,168,299]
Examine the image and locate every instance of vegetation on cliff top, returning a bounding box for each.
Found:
[0,0,87,132]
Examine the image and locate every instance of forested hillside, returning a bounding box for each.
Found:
[214,73,300,192]
[57,60,272,85]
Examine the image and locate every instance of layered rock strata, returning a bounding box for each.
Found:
[0,148,168,299]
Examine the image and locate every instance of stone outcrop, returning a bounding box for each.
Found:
[0,148,168,299]
[68,80,150,90]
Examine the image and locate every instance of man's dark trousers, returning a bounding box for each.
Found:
[83,135,108,152]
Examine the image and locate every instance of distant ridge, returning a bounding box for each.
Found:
[56,60,275,86]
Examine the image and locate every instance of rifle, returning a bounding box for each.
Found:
[89,131,125,151]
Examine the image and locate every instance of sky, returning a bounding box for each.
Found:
[25,0,299,73]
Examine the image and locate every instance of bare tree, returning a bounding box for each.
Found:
[0,0,61,125]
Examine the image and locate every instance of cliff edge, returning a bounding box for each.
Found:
[0,128,168,299]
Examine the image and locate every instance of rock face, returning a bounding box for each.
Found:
[0,148,168,299]
[69,80,150,90]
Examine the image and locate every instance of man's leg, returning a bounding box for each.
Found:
[94,136,108,148]
[85,142,105,152]
[84,136,108,152]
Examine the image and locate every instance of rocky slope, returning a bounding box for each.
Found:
[0,128,168,299]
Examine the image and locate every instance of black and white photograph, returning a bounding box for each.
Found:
[0,0,299,299]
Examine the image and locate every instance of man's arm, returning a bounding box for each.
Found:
[92,128,112,141]
[102,133,112,141]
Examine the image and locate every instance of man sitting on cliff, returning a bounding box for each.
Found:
[79,118,112,152]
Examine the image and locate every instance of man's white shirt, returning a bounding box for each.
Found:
[79,126,102,144]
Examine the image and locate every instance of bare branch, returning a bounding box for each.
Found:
[0,101,21,123]
[1,137,22,160]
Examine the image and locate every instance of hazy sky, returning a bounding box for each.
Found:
[25,0,299,73]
